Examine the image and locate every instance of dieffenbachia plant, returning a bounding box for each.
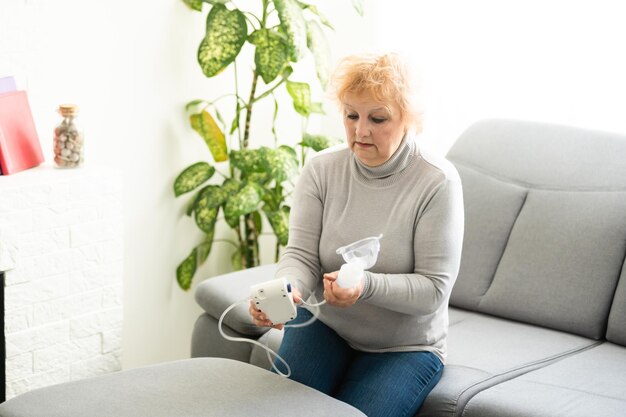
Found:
[174,0,362,290]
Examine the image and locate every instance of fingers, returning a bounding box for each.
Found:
[248,300,283,329]
[292,287,303,304]
[323,277,360,308]
[323,271,338,282]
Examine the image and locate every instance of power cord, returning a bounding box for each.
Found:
[217,298,326,377]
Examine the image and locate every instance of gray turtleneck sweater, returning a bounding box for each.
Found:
[275,134,464,363]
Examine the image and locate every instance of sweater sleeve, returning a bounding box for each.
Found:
[360,177,464,315]
[274,162,323,298]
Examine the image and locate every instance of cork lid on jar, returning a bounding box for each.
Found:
[58,104,79,117]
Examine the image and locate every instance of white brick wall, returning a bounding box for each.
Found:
[0,164,123,400]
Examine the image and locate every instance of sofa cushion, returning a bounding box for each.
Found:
[0,358,366,417]
[446,119,626,189]
[478,189,626,339]
[450,165,527,310]
[607,263,626,346]
[195,264,277,336]
[415,308,600,417]
[461,343,626,417]
[191,313,254,362]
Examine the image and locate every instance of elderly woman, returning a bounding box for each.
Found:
[250,52,464,417]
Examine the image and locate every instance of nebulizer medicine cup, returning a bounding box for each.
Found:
[335,234,382,288]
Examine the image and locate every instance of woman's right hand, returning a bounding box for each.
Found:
[248,286,303,331]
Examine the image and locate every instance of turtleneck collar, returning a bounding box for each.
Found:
[351,132,418,186]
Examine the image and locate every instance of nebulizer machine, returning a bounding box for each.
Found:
[218,234,383,376]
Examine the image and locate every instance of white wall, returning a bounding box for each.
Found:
[1,0,373,370]
[3,0,625,370]
[373,0,626,154]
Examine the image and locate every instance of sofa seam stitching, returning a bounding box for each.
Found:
[452,340,604,417]
[450,158,626,192]
[476,189,529,307]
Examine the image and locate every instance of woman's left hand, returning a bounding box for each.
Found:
[323,271,363,308]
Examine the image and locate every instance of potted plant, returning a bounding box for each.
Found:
[174,0,362,290]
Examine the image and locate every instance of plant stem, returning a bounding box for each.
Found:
[213,168,229,179]
[234,61,243,150]
[253,76,288,103]
[244,214,260,267]
[243,71,259,149]
[242,11,262,27]
[241,0,269,150]
[234,222,247,269]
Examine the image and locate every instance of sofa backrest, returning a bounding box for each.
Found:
[446,119,626,339]
[607,265,626,346]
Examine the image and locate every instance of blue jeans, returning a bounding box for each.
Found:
[274,308,444,417]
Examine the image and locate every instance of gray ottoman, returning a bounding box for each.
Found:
[0,358,365,417]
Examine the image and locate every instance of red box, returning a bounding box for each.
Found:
[0,90,44,175]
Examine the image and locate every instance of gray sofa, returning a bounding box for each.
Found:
[191,119,626,417]
[1,119,624,417]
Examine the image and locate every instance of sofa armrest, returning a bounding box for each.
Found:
[194,264,277,336]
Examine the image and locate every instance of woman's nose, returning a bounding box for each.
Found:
[355,119,370,138]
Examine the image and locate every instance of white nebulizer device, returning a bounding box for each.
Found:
[218,233,383,377]
[335,234,383,288]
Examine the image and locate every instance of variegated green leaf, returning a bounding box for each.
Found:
[186,193,198,216]
[301,133,339,152]
[173,162,216,197]
[286,81,311,116]
[264,205,290,246]
[305,19,330,88]
[230,149,264,173]
[310,102,324,114]
[296,1,334,30]
[176,248,197,291]
[182,0,203,12]
[198,4,247,77]
[185,99,207,112]
[229,112,239,135]
[278,145,297,161]
[196,230,215,264]
[260,147,298,183]
[252,210,263,234]
[224,183,263,221]
[271,97,279,142]
[222,178,242,196]
[262,189,280,211]
[274,0,307,62]
[352,0,364,16]
[224,211,239,228]
[247,171,272,185]
[195,206,217,233]
[231,249,243,271]
[249,29,290,84]
[190,110,228,162]
[194,185,225,232]
[195,184,229,209]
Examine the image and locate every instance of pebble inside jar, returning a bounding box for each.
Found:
[53,104,84,168]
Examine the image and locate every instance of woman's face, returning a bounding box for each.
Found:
[342,92,407,167]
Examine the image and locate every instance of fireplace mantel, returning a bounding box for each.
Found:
[0,164,124,400]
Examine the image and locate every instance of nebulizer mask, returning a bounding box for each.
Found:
[335,234,383,288]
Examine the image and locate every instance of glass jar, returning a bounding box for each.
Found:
[53,104,84,168]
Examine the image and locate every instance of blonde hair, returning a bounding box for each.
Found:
[330,52,422,132]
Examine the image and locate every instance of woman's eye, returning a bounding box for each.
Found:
[347,114,359,120]
[371,117,387,124]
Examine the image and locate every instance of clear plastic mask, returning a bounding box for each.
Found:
[335,234,383,270]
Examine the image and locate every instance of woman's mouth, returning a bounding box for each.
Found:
[355,142,374,148]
